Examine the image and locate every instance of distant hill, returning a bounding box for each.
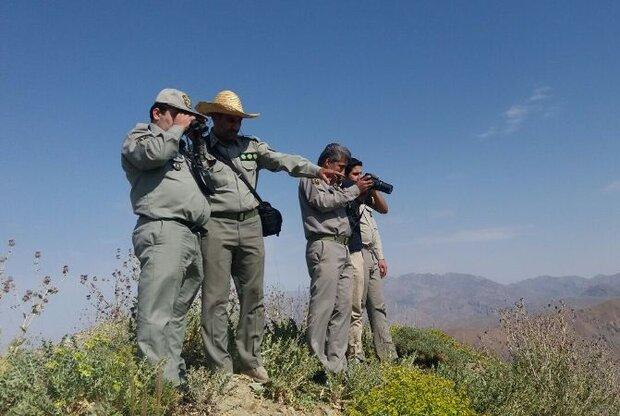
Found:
[384,272,620,327]
[572,298,620,358]
[445,298,620,360]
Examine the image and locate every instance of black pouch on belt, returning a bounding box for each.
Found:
[208,144,283,237]
[257,201,283,236]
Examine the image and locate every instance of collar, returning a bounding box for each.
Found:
[149,122,165,136]
[360,204,373,215]
[209,131,239,148]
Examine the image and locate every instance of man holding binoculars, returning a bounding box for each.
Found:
[121,88,210,386]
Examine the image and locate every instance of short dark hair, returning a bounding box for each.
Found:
[318,143,351,166]
[149,102,171,122]
[345,157,362,176]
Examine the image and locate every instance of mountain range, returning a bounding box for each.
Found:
[384,272,620,327]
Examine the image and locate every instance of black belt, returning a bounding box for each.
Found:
[171,218,205,234]
[307,233,350,245]
[139,216,205,235]
[210,208,259,222]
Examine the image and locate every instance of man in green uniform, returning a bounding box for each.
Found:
[298,144,373,375]
[121,88,210,386]
[194,90,340,382]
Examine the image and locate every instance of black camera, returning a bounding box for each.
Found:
[364,173,393,194]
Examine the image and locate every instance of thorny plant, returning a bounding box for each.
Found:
[0,239,16,302]
[264,287,309,332]
[495,299,620,415]
[0,239,69,350]
[19,250,68,337]
[78,248,140,321]
[2,240,140,348]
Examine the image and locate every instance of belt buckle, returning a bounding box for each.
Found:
[238,211,246,221]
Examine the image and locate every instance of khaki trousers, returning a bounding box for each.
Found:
[305,239,353,373]
[200,215,265,372]
[347,250,365,360]
[133,218,203,386]
[347,247,397,362]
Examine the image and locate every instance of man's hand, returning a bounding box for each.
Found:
[378,259,388,278]
[173,113,195,131]
[356,176,374,193]
[318,168,344,183]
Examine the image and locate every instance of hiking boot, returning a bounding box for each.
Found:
[241,366,270,384]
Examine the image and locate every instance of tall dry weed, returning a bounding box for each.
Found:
[497,300,619,416]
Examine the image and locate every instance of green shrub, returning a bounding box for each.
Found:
[182,366,231,414]
[344,359,384,401]
[261,318,321,406]
[0,319,179,415]
[437,351,511,414]
[391,325,478,368]
[346,365,477,416]
[181,299,207,369]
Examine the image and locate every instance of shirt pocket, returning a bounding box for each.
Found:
[205,161,228,190]
[239,160,258,186]
[240,160,258,171]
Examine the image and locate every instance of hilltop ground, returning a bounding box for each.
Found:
[1,249,619,415]
[1,294,619,416]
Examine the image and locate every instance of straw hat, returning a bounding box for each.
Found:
[195,90,260,119]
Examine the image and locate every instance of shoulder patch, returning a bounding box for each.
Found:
[240,152,258,161]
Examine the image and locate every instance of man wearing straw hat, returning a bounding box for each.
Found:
[121,88,210,386]
[195,90,341,382]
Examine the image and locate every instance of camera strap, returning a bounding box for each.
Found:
[206,140,264,204]
[180,139,213,197]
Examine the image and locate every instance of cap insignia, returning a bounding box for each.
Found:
[181,94,192,109]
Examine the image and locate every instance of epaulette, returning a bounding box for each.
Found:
[240,135,260,143]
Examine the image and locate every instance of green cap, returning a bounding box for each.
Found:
[154,88,205,118]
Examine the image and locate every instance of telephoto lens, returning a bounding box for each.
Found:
[365,173,394,194]
[373,179,393,194]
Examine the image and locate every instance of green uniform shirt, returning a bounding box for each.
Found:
[202,132,321,213]
[121,123,211,227]
[298,177,361,238]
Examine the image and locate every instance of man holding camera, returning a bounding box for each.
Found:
[299,144,374,375]
[194,90,341,383]
[121,88,210,386]
[345,158,397,362]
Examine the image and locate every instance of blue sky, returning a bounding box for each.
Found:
[1,1,618,341]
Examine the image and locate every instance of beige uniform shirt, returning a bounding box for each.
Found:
[359,204,385,260]
[298,178,361,239]
[121,123,211,227]
[201,132,321,213]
